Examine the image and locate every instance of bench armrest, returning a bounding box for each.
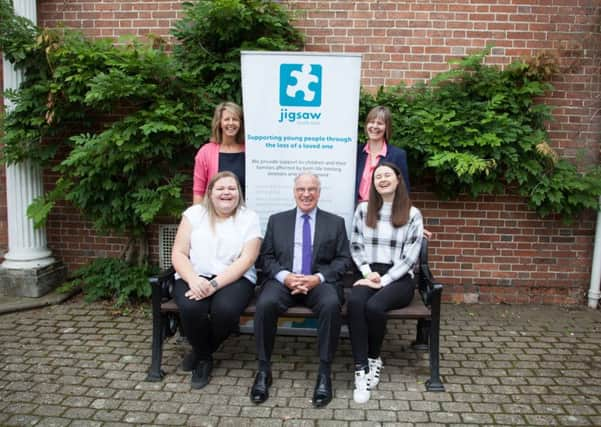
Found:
[149,267,176,318]
[150,267,176,297]
[417,239,444,307]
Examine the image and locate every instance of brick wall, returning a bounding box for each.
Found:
[38,1,185,39]
[1,0,599,304]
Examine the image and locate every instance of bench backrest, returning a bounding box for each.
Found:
[156,239,436,309]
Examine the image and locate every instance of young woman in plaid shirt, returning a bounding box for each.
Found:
[348,162,424,403]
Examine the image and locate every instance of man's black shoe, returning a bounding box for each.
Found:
[250,370,272,404]
[312,373,332,408]
[191,359,213,389]
[181,351,200,372]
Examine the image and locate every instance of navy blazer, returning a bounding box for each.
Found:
[355,143,411,201]
[258,208,352,289]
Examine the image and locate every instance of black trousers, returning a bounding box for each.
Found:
[254,279,342,365]
[173,277,255,360]
[347,264,415,367]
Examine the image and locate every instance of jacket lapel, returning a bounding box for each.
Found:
[312,208,324,263]
[284,209,297,267]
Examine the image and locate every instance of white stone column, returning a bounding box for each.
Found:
[2,0,54,269]
[1,0,65,296]
[3,161,55,269]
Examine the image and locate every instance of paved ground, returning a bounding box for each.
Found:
[1,295,600,426]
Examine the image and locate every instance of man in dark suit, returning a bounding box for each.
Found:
[250,172,352,408]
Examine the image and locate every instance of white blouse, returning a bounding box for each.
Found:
[182,204,262,283]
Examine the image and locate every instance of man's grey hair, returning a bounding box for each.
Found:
[293,171,321,189]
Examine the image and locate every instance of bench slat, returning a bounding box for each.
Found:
[160,292,429,319]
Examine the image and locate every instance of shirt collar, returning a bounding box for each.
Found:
[363,142,388,158]
[296,207,317,221]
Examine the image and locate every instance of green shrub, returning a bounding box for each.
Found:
[172,0,304,103]
[361,49,601,220]
[58,258,157,308]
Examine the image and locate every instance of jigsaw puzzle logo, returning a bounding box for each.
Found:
[279,64,322,107]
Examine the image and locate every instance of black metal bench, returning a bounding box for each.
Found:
[146,239,444,392]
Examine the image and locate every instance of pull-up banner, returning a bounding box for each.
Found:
[241,51,362,234]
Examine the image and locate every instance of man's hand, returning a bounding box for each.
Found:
[353,278,382,289]
[284,273,321,295]
[283,273,301,290]
[293,274,320,294]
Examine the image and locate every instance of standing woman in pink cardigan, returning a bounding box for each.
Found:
[193,102,246,204]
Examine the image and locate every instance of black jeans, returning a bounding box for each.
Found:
[173,276,254,360]
[347,263,415,367]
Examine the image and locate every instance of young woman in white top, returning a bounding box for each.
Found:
[172,171,261,389]
[348,162,424,403]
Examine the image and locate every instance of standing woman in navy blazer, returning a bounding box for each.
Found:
[355,106,410,202]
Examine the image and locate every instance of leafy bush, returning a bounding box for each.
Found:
[361,49,601,220]
[58,258,156,308]
[0,0,40,67]
[172,0,304,103]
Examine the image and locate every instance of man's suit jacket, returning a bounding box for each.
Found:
[259,208,352,292]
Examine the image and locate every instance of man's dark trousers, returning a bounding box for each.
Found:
[254,278,342,365]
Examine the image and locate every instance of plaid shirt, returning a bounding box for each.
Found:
[351,202,423,286]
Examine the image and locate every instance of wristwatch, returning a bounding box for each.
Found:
[209,278,219,290]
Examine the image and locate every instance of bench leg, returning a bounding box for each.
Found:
[146,312,166,381]
[425,287,444,392]
[412,319,429,351]
[147,278,166,382]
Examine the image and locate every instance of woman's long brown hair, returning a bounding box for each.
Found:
[365,162,411,229]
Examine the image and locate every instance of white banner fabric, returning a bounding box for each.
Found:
[241,51,361,234]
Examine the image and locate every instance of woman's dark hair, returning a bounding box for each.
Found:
[366,162,411,228]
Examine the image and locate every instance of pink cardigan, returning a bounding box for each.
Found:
[192,141,246,197]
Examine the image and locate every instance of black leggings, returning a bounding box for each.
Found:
[347,264,415,367]
[173,277,255,360]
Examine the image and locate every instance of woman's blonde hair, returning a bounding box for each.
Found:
[364,105,392,143]
[211,101,244,144]
[204,171,244,229]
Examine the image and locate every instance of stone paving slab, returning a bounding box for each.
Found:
[0,288,79,315]
[1,296,600,426]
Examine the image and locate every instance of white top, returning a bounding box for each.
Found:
[181,204,262,283]
[351,202,423,287]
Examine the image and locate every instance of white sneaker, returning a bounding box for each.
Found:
[353,369,370,403]
[368,357,383,388]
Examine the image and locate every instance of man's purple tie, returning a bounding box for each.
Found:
[301,214,312,275]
